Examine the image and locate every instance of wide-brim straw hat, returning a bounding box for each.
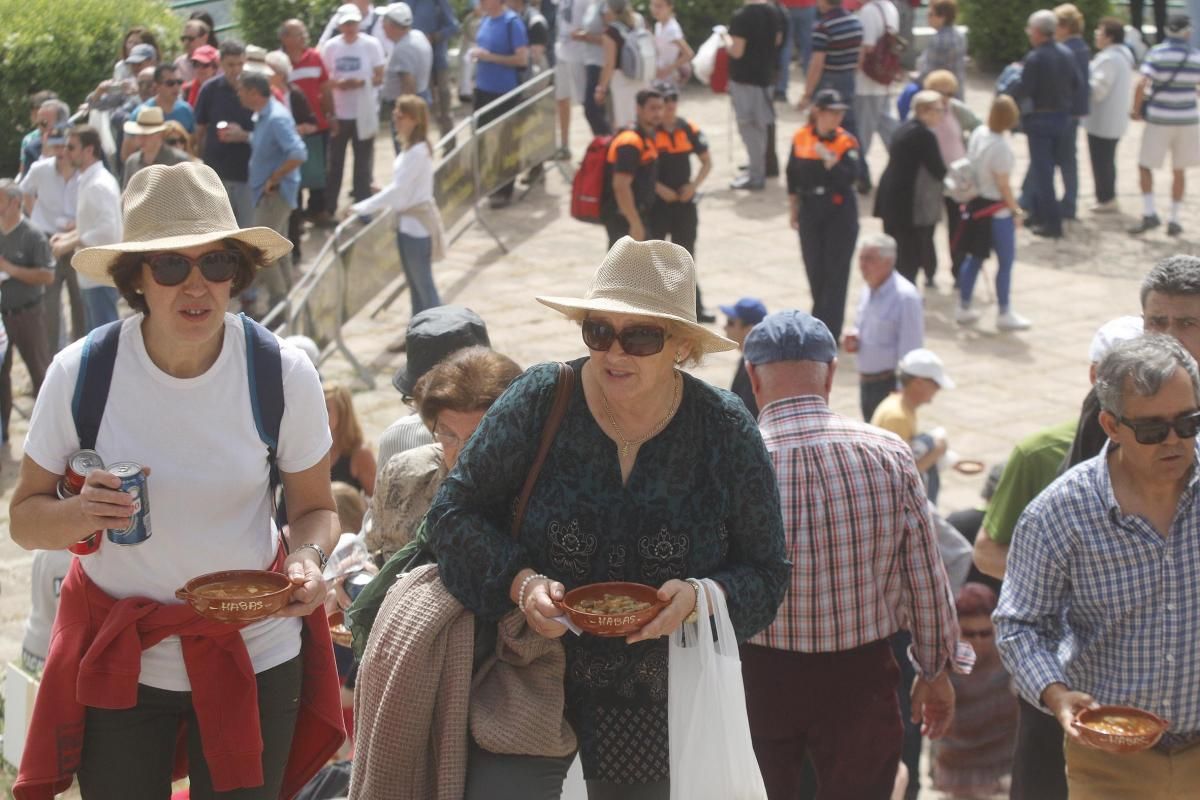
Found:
[123,105,168,136]
[537,237,737,354]
[73,163,293,285]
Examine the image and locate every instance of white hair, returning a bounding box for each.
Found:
[1029,10,1057,38]
[860,233,897,263]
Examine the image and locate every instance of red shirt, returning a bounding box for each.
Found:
[288,48,331,131]
[15,558,344,799]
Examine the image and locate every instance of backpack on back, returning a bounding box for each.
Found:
[861,1,907,86]
[571,135,613,224]
[615,21,657,84]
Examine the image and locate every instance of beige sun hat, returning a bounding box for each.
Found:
[123,105,168,136]
[536,237,736,353]
[72,162,292,285]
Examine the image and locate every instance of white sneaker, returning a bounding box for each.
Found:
[997,310,1032,331]
[955,305,981,325]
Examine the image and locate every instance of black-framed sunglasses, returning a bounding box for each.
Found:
[581,318,669,357]
[1117,410,1200,445]
[180,34,197,42]
[146,250,241,286]
[164,137,186,147]
[162,79,183,87]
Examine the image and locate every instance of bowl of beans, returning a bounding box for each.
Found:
[176,570,298,623]
[557,581,667,637]
[1073,705,1169,753]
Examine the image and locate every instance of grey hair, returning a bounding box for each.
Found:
[0,179,23,203]
[912,89,944,115]
[1028,10,1057,37]
[238,71,272,98]
[40,99,70,123]
[1140,254,1200,307]
[860,232,897,263]
[1095,335,1200,418]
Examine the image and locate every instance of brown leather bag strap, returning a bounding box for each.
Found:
[511,362,576,539]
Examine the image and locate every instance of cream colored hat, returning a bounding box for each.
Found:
[72,162,292,285]
[537,237,736,353]
[123,105,168,136]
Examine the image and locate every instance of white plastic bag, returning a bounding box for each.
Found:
[691,26,727,86]
[668,578,767,800]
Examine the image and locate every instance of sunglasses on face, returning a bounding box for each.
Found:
[1117,409,1200,445]
[581,318,669,357]
[162,79,183,87]
[146,250,241,286]
[164,137,186,146]
[181,34,197,42]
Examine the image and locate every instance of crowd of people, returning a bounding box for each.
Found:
[7,0,1200,799]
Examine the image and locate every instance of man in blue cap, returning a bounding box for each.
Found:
[739,309,967,800]
[719,296,767,418]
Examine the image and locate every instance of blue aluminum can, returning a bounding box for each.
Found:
[107,462,153,545]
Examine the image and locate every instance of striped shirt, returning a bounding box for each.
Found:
[812,6,863,73]
[995,442,1200,735]
[749,395,962,679]
[1141,39,1200,126]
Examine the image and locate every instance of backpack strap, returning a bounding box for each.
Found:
[240,313,285,501]
[71,320,124,451]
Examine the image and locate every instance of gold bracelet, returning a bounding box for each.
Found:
[684,578,703,624]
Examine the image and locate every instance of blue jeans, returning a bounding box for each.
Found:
[777,6,817,94]
[911,433,941,504]
[959,215,1016,311]
[817,70,858,140]
[1057,119,1079,219]
[1021,112,1070,235]
[82,287,120,333]
[397,232,440,316]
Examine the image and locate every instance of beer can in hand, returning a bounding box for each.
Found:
[107,462,153,546]
[64,450,105,556]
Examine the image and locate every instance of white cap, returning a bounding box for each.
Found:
[335,3,364,25]
[1089,315,1143,364]
[384,2,414,27]
[899,348,955,389]
[286,335,321,369]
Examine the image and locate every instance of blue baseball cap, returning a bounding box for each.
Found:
[718,297,768,326]
[743,310,837,366]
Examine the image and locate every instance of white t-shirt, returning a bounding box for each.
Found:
[24,313,331,691]
[321,34,387,120]
[23,549,72,662]
[967,127,1015,217]
[856,0,900,96]
[654,17,685,73]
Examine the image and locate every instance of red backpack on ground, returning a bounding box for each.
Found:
[571,135,613,224]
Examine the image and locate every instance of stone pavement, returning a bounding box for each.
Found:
[0,68,1187,796]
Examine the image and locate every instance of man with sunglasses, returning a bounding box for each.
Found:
[602,88,664,246]
[996,334,1200,798]
[133,64,195,135]
[175,19,213,83]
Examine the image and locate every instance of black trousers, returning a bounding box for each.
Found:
[1,302,50,440]
[1130,0,1169,43]
[799,202,859,342]
[860,374,895,422]
[326,119,375,214]
[885,221,936,285]
[1087,134,1119,205]
[604,214,632,247]
[475,88,520,201]
[78,657,303,800]
[42,252,84,355]
[584,65,612,137]
[1009,696,1067,800]
[649,199,707,315]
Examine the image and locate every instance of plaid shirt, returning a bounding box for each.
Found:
[749,395,962,679]
[995,442,1200,734]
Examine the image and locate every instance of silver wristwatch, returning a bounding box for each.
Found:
[295,542,328,570]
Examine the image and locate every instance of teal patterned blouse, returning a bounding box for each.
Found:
[427,358,789,784]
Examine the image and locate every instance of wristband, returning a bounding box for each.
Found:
[684,578,703,624]
[517,572,548,611]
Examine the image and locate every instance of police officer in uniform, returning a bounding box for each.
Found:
[650,81,715,322]
[787,88,861,343]
[601,87,664,246]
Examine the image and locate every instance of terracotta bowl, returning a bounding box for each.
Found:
[1073,705,1169,753]
[176,570,296,623]
[953,459,986,475]
[556,581,667,637]
[328,611,353,647]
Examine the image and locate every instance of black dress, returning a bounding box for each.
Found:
[874,119,947,284]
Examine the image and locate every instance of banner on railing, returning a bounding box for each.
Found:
[475,72,558,199]
[434,118,477,234]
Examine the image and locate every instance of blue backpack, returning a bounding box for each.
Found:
[72,313,285,497]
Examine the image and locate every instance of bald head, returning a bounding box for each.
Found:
[746,359,837,410]
[279,18,309,50]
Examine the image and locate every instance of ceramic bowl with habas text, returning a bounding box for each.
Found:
[556,581,668,637]
[1073,705,1169,753]
[175,570,298,623]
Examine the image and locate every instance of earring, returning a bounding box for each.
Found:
[135,288,144,295]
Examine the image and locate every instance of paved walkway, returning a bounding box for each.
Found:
[0,68,1186,796]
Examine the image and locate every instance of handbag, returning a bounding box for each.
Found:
[913,164,943,227]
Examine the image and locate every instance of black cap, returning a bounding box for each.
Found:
[651,79,678,98]
[813,88,849,111]
[1167,12,1192,35]
[392,305,491,395]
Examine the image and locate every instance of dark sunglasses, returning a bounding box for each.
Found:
[581,318,669,357]
[180,34,197,42]
[147,250,241,286]
[164,137,186,146]
[1117,410,1200,445]
[960,629,994,640]
[162,79,183,87]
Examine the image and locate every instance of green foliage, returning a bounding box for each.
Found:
[0,0,180,177]
[961,0,1113,69]
[235,0,343,52]
[642,0,742,42]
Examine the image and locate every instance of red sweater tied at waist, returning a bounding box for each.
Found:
[15,555,345,799]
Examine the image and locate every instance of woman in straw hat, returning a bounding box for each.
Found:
[9,162,344,798]
[425,237,789,797]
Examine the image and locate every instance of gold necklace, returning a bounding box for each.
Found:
[601,371,682,458]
